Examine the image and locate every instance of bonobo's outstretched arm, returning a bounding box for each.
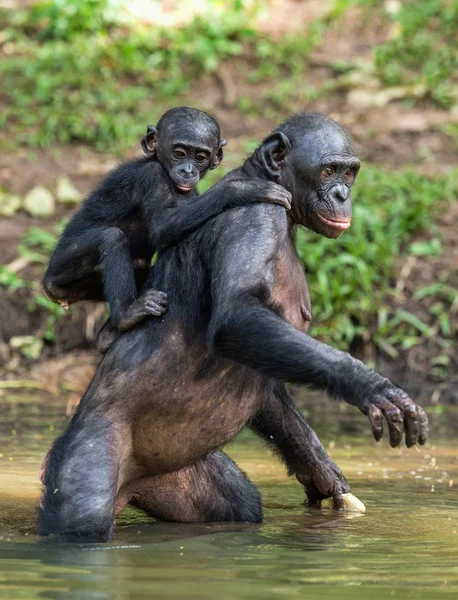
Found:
[210,207,428,448]
[140,178,292,249]
[250,384,350,507]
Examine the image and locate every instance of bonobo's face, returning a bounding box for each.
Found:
[289,125,360,238]
[159,135,218,193]
[141,108,226,194]
[260,115,360,239]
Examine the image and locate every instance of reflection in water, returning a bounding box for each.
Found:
[0,394,457,599]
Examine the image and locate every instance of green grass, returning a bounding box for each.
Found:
[365,0,458,107]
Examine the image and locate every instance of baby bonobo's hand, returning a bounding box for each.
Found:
[118,290,168,332]
[255,181,291,210]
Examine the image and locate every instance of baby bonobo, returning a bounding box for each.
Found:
[43,107,291,350]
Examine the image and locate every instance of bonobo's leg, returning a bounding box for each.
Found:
[39,415,125,541]
[249,384,350,508]
[116,450,262,524]
[43,228,106,304]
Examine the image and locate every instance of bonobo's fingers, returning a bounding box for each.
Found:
[368,404,384,442]
[391,394,419,448]
[143,290,168,314]
[362,383,427,447]
[418,406,429,445]
[262,183,292,210]
[379,400,404,448]
[300,457,350,510]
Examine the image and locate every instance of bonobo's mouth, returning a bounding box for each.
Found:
[175,184,195,193]
[317,213,351,231]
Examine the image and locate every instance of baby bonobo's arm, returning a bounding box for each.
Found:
[149,178,291,249]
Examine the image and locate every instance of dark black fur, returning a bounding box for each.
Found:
[39,113,427,541]
[43,107,290,342]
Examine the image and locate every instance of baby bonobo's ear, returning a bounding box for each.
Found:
[260,132,291,179]
[141,125,158,156]
[210,138,227,170]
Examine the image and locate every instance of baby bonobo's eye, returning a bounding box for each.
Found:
[321,166,335,181]
[195,152,209,163]
[173,147,187,159]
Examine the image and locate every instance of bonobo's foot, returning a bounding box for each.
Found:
[96,321,118,354]
[361,385,429,448]
[296,457,350,510]
[118,289,168,332]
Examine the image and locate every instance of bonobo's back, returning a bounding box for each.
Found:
[102,196,285,371]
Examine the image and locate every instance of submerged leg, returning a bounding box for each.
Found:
[39,414,126,541]
[117,450,262,524]
[250,383,350,507]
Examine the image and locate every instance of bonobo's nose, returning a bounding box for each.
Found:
[178,163,197,179]
[330,184,349,203]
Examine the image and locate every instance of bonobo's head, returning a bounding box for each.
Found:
[141,107,227,194]
[256,113,360,238]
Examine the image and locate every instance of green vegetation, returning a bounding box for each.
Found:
[1,0,456,151]
[371,0,458,108]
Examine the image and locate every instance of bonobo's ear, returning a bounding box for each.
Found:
[141,125,158,155]
[210,139,227,170]
[260,132,291,178]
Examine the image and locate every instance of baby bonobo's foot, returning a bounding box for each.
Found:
[118,289,168,332]
[96,321,119,354]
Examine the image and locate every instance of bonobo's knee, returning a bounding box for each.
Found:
[42,272,66,303]
[207,452,263,523]
[39,418,119,542]
[101,227,130,252]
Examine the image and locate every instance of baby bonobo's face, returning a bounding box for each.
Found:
[161,137,216,193]
[157,112,225,194]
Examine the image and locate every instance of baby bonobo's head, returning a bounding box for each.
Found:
[141,107,227,194]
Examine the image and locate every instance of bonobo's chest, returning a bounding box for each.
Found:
[271,238,312,333]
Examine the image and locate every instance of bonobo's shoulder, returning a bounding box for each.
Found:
[218,203,288,240]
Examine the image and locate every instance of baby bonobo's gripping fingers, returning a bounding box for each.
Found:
[118,289,168,332]
[361,385,428,448]
[261,182,292,210]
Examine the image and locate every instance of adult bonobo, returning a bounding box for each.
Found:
[43,107,290,350]
[40,113,428,541]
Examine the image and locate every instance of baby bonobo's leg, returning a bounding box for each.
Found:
[43,227,106,305]
[116,450,262,524]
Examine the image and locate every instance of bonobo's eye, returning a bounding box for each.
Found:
[195,152,210,163]
[344,168,356,185]
[321,166,335,181]
[173,147,187,159]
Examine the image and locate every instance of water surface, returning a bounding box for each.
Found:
[0,392,457,599]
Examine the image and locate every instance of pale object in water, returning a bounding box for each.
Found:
[321,493,366,513]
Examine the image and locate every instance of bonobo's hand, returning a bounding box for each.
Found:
[228,179,291,210]
[118,289,168,332]
[254,181,292,210]
[359,383,428,448]
[296,457,350,510]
